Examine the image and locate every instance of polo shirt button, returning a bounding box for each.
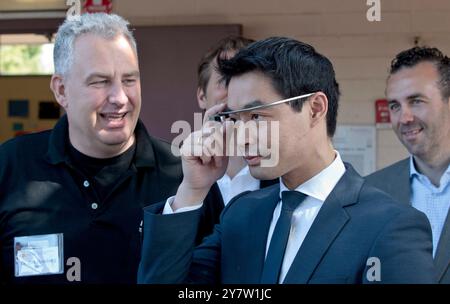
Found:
[83,180,90,187]
[91,202,98,210]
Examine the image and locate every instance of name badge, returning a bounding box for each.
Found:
[14,233,64,277]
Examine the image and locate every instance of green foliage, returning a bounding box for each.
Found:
[0,44,50,75]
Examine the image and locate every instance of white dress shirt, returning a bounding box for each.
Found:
[217,166,260,206]
[268,152,346,283]
[410,157,450,257]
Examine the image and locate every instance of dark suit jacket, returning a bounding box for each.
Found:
[200,179,278,243]
[366,158,450,283]
[138,165,435,284]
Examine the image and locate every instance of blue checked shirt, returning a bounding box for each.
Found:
[410,157,450,257]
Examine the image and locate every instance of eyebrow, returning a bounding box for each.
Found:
[224,100,265,113]
[123,71,140,78]
[406,93,425,100]
[243,100,265,109]
[85,71,140,83]
[388,93,426,103]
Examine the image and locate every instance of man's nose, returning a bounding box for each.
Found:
[399,106,414,124]
[236,121,258,149]
[108,81,128,105]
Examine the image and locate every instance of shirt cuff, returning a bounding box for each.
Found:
[162,196,203,214]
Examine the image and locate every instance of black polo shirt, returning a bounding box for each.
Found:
[0,115,223,284]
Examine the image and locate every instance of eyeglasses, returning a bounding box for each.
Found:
[209,92,316,122]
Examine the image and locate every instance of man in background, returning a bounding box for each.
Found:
[366,46,450,283]
[197,36,277,206]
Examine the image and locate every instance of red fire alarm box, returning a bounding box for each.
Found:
[375,99,390,128]
[83,0,113,14]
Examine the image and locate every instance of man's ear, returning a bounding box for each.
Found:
[50,74,68,109]
[197,87,207,110]
[309,92,328,127]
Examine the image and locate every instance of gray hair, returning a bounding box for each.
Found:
[53,13,137,76]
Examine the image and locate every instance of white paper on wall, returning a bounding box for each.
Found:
[333,125,376,176]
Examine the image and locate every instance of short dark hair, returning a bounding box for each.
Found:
[218,36,340,137]
[197,36,254,93]
[390,46,450,100]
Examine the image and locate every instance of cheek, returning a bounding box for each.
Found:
[278,117,301,142]
[71,88,105,111]
[427,110,446,132]
[126,86,141,106]
[208,86,227,103]
[258,121,278,149]
[215,87,227,100]
[279,134,291,154]
[389,112,400,127]
[281,118,307,149]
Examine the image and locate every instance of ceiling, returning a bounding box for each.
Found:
[0,0,67,11]
[0,33,55,44]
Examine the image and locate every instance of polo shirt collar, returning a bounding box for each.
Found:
[45,115,155,168]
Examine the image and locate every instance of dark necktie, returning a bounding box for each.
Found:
[260,190,307,284]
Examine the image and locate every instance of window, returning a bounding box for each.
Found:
[0,34,54,75]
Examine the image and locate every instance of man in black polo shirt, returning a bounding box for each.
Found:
[0,13,222,284]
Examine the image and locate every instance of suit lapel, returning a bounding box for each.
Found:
[397,158,411,204]
[434,210,450,282]
[241,185,280,282]
[283,165,362,283]
[366,158,410,204]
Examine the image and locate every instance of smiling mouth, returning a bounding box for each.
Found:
[401,127,423,138]
[100,112,127,121]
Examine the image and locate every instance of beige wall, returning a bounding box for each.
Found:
[115,0,450,170]
[0,76,58,143]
